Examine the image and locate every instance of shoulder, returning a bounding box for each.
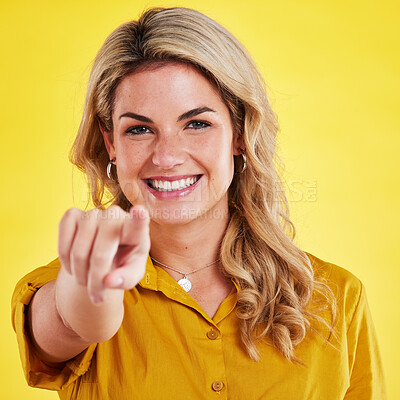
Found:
[307,252,362,295]
[306,252,365,328]
[12,258,61,310]
[14,258,61,290]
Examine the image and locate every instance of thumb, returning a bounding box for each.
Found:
[103,206,150,290]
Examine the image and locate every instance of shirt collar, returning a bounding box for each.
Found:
[137,256,239,324]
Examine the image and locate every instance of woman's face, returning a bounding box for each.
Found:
[102,62,242,224]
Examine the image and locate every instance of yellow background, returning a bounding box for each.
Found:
[1,0,398,398]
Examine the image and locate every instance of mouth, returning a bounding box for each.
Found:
[145,175,202,192]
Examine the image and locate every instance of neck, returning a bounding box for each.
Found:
[149,207,229,273]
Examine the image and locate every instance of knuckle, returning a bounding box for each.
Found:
[91,251,111,266]
[108,205,122,212]
[122,278,135,289]
[125,266,146,288]
[58,248,70,263]
[104,205,124,220]
[86,208,100,220]
[59,208,82,229]
[63,208,82,221]
[71,248,89,264]
[98,219,122,237]
[120,270,142,289]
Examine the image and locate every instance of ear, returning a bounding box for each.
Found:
[233,133,245,156]
[99,121,116,160]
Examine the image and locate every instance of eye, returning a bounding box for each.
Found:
[125,125,152,135]
[186,120,211,130]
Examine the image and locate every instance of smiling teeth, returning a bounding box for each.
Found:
[149,176,199,192]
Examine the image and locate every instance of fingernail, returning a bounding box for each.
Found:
[90,294,104,304]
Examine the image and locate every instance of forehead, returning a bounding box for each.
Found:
[113,62,225,113]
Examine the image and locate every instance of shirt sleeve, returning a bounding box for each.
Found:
[344,283,386,400]
[11,258,97,391]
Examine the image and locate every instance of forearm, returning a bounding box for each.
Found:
[55,267,125,343]
[28,268,124,363]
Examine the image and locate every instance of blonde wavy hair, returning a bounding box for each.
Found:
[71,7,336,361]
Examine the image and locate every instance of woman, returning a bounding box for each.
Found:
[12,7,385,399]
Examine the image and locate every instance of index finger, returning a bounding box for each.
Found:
[120,205,150,248]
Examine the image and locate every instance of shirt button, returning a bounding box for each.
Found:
[211,381,224,392]
[206,329,218,340]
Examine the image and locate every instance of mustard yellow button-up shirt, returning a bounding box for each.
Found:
[12,254,386,399]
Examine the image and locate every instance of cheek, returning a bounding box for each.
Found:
[203,141,235,184]
[117,170,144,206]
[213,134,235,166]
[115,142,144,174]
[114,146,145,196]
[200,127,234,155]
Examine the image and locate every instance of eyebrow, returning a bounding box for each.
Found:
[177,107,215,121]
[118,107,215,123]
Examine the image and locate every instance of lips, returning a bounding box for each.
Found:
[145,175,202,192]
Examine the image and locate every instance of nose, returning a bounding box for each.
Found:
[151,134,186,170]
